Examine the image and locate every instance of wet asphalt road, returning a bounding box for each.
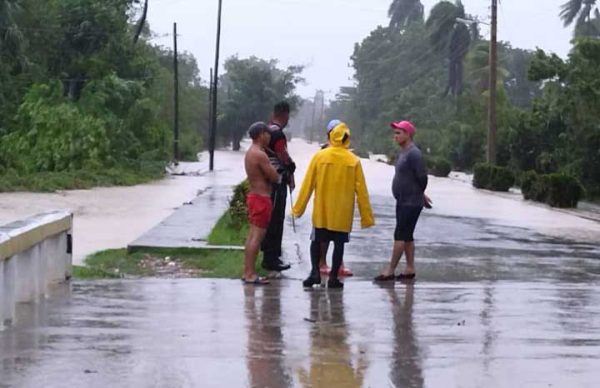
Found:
[2,193,600,387]
[2,140,600,387]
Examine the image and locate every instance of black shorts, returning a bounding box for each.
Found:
[394,205,423,242]
[312,228,349,244]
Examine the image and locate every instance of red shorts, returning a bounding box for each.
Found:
[246,193,273,229]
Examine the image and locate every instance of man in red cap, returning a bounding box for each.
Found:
[375,120,429,281]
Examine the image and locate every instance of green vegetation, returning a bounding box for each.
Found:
[0,164,163,192]
[323,0,600,200]
[72,265,120,279]
[74,247,265,279]
[426,156,452,178]
[521,171,584,208]
[0,1,300,192]
[0,0,209,191]
[473,163,515,192]
[208,180,250,246]
[207,210,249,246]
[217,57,303,150]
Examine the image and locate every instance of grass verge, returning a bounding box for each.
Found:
[207,210,248,246]
[74,247,265,279]
[0,163,165,192]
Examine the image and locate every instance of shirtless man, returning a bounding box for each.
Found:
[243,122,281,285]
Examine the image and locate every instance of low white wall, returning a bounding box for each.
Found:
[0,210,72,329]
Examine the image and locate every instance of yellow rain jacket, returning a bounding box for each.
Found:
[292,123,374,232]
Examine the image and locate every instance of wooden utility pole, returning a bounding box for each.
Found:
[319,92,325,130]
[209,0,223,171]
[173,22,180,163]
[310,97,316,143]
[208,68,213,148]
[487,0,498,164]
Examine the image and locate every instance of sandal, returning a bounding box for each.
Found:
[338,265,354,277]
[242,276,270,285]
[396,273,416,280]
[374,274,395,281]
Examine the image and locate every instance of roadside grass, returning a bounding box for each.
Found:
[0,164,165,192]
[74,247,265,279]
[207,210,248,246]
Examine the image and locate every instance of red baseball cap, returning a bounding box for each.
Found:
[390,121,416,136]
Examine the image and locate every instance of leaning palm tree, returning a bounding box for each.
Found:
[388,0,424,29]
[0,0,23,51]
[560,0,599,36]
[465,42,509,94]
[0,0,25,67]
[133,0,148,44]
[426,1,472,95]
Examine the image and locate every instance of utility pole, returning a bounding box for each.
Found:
[319,92,325,131]
[310,97,316,143]
[173,22,180,163]
[487,0,497,164]
[208,68,213,146]
[209,0,223,171]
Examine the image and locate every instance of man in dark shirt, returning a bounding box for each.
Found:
[375,120,429,281]
[261,101,296,272]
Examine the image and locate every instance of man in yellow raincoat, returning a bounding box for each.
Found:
[292,122,374,288]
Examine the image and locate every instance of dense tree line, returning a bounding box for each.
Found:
[217,56,303,151]
[0,0,208,189]
[327,0,600,198]
[0,0,302,191]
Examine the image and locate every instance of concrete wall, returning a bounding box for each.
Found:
[0,210,72,330]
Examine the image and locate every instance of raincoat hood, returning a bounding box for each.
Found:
[329,123,351,149]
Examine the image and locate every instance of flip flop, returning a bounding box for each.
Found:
[338,266,354,277]
[242,277,270,285]
[396,273,416,280]
[374,274,395,281]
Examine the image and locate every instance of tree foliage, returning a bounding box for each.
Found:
[0,0,210,186]
[560,0,600,36]
[218,56,303,150]
[327,0,598,199]
[512,39,600,196]
[388,0,424,29]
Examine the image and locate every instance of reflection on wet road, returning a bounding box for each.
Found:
[2,140,600,387]
[2,278,600,387]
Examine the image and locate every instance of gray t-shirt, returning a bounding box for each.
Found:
[392,144,428,206]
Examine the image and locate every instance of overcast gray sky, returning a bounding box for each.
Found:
[148,0,574,99]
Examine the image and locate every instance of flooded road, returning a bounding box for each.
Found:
[2,139,600,387]
[0,150,246,264]
[1,279,599,388]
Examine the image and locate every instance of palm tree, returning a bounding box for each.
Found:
[575,8,600,36]
[560,0,599,36]
[133,0,148,44]
[0,0,24,55]
[465,42,509,93]
[426,1,473,95]
[388,0,424,29]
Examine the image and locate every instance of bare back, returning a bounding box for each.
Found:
[245,144,279,196]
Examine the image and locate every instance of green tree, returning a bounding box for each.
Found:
[560,0,599,36]
[0,0,210,186]
[219,56,302,150]
[0,0,26,127]
[388,0,424,29]
[515,39,600,196]
[426,1,472,95]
